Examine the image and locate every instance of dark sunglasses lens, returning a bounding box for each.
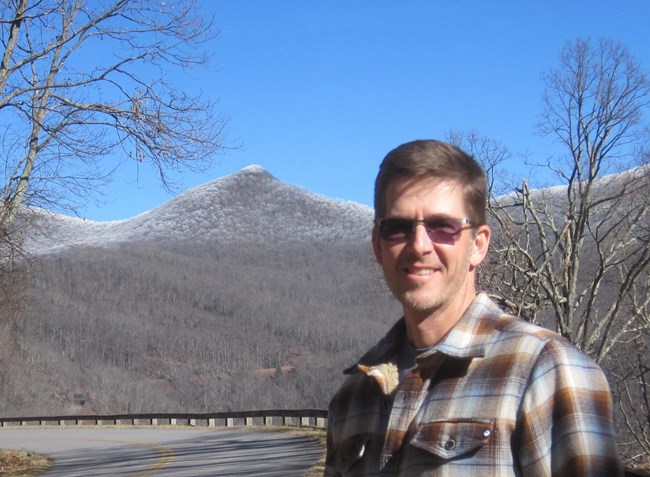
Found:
[379,219,413,241]
[379,218,468,242]
[424,219,462,236]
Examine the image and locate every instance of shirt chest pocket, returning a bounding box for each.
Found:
[409,418,495,460]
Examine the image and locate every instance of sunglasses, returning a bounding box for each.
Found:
[375,217,474,243]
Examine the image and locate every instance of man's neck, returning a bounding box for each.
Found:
[404,292,477,349]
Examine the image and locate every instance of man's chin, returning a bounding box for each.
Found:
[402,294,442,314]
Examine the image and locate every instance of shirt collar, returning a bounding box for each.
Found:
[346,293,503,373]
[419,293,502,360]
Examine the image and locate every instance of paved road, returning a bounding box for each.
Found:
[0,427,323,476]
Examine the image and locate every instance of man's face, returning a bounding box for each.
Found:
[372,176,489,319]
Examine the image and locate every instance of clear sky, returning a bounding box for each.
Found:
[81,0,650,221]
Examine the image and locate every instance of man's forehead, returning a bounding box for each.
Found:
[383,177,468,214]
[386,176,463,197]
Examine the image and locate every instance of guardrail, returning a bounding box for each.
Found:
[0,409,328,429]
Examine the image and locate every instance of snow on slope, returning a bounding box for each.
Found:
[24,165,375,254]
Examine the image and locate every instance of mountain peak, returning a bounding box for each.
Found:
[207,164,278,188]
[240,164,266,174]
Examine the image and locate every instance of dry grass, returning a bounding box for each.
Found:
[0,449,52,476]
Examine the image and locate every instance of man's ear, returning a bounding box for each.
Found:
[470,224,491,267]
[372,226,383,266]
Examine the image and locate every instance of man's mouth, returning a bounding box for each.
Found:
[404,266,437,276]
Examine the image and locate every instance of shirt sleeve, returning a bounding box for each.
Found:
[516,338,623,477]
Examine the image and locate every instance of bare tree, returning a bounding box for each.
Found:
[0,0,229,231]
[455,39,650,362]
[452,38,650,466]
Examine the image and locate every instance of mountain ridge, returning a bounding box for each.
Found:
[24,165,375,254]
[27,164,647,255]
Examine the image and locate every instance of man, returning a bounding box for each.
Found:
[325,140,622,476]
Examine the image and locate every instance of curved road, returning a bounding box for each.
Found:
[0,427,323,476]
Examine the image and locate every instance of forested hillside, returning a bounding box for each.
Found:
[3,167,401,415]
[2,165,648,465]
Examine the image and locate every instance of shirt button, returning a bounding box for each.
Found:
[483,429,491,437]
[444,439,456,450]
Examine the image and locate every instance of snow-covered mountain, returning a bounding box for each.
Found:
[24,165,375,254]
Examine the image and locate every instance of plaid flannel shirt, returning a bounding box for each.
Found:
[325,293,622,476]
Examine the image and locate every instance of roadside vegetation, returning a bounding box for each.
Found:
[0,450,51,476]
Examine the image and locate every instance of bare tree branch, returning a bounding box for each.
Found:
[0,0,231,231]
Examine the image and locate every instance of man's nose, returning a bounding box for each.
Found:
[410,223,434,256]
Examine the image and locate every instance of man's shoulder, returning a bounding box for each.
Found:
[493,312,563,343]
[467,294,589,362]
[489,310,602,378]
[472,293,566,342]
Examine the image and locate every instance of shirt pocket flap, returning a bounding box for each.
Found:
[330,434,369,473]
[410,419,495,460]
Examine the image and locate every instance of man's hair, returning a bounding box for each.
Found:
[374,140,487,225]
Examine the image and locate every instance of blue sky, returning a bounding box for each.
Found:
[82,0,650,221]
